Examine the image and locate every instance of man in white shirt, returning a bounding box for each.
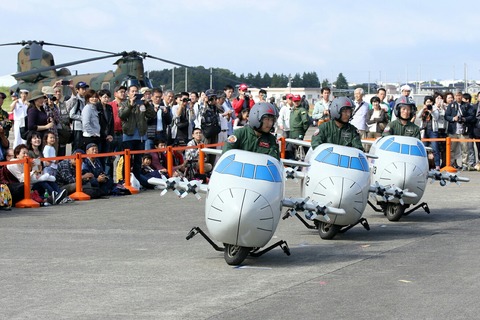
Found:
[350,88,369,144]
[277,93,294,138]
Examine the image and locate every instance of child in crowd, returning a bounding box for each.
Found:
[233,108,249,130]
[42,132,58,176]
[139,154,167,189]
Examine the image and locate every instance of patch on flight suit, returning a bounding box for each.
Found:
[405,128,414,136]
[383,125,390,133]
[313,128,320,136]
[259,141,270,148]
[341,131,351,139]
[227,135,237,143]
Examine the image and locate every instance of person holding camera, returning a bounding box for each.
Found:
[233,83,254,117]
[417,96,440,170]
[119,84,156,180]
[170,92,191,146]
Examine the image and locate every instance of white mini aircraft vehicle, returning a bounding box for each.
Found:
[159,149,346,265]
[283,139,405,239]
[367,135,470,221]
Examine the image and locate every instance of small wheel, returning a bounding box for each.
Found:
[224,244,250,265]
[385,204,405,221]
[318,222,340,240]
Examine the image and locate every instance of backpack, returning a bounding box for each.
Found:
[19,114,29,140]
[0,184,13,210]
[201,107,221,139]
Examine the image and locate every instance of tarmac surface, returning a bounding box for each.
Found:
[0,165,479,319]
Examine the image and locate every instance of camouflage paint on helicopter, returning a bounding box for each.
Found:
[5,41,154,97]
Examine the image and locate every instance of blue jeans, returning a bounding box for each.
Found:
[423,130,440,167]
[122,139,145,179]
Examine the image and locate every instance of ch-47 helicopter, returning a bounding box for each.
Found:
[366,135,470,221]
[0,40,190,95]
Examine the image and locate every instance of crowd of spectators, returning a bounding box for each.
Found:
[1,80,479,208]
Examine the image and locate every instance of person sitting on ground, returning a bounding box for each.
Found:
[7,144,68,205]
[138,154,167,189]
[184,127,213,174]
[82,143,113,197]
[56,149,93,195]
[149,139,185,177]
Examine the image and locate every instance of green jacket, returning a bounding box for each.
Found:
[118,100,156,136]
[311,120,364,151]
[223,125,279,160]
[382,119,421,139]
[289,106,310,139]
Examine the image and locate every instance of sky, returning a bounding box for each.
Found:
[1,0,479,87]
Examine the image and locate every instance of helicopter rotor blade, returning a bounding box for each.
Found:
[144,54,191,69]
[144,53,244,85]
[13,52,124,79]
[41,42,116,55]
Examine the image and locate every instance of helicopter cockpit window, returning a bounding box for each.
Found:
[314,147,368,172]
[215,154,281,182]
[379,137,426,157]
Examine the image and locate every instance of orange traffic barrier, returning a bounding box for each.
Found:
[278,136,286,159]
[440,137,457,173]
[123,149,139,194]
[15,157,40,208]
[69,152,90,201]
[198,143,206,174]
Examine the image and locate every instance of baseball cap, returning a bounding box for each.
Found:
[239,83,248,91]
[205,89,217,97]
[140,87,152,94]
[114,85,127,92]
[85,143,98,151]
[286,93,294,100]
[292,94,301,102]
[400,84,411,91]
[75,81,89,89]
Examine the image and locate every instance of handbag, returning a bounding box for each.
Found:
[57,123,73,145]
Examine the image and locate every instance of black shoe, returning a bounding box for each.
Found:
[54,189,68,205]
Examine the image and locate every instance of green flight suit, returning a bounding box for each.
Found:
[382,119,421,139]
[311,120,364,151]
[223,125,279,160]
[289,106,310,139]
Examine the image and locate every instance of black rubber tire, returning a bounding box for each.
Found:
[386,204,405,221]
[318,222,340,240]
[224,244,250,265]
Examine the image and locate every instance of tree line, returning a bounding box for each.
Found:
[148,67,351,93]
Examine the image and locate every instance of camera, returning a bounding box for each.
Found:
[427,105,432,110]
[134,93,144,106]
[0,120,12,132]
[46,94,57,102]
[61,80,70,86]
